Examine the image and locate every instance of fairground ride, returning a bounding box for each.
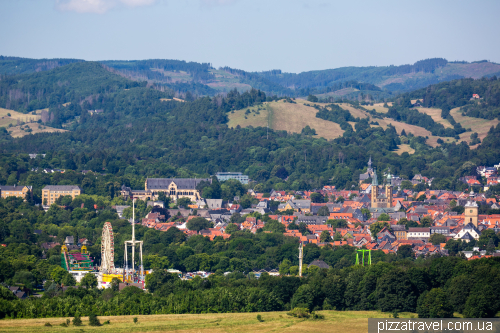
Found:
[101,222,115,273]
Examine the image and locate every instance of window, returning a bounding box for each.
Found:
[470,210,473,213]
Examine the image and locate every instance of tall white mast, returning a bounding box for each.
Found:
[298,243,303,277]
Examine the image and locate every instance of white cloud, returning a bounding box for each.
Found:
[55,0,157,14]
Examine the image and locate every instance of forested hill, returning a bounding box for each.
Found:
[0,61,146,114]
[402,76,500,120]
[256,59,500,94]
[3,56,500,100]
[0,56,83,75]
[1,58,500,195]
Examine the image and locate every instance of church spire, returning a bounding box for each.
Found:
[372,168,378,186]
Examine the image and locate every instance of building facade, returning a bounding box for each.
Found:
[0,185,32,200]
[145,178,210,202]
[215,172,249,184]
[42,185,81,205]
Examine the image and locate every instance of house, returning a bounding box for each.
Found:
[295,216,328,225]
[407,227,430,241]
[42,185,81,206]
[430,226,450,236]
[454,223,480,242]
[0,185,33,200]
[391,225,407,240]
[64,236,75,246]
[206,199,223,210]
[471,94,480,99]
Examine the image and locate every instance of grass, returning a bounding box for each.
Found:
[0,310,413,333]
[416,107,453,128]
[0,107,41,126]
[450,107,499,142]
[365,102,390,113]
[7,123,67,138]
[394,144,416,155]
[228,99,344,140]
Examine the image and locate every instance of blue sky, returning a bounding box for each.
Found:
[1,0,499,73]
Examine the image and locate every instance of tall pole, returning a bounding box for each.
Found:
[140,242,144,284]
[132,199,135,276]
[298,243,303,277]
[124,243,128,281]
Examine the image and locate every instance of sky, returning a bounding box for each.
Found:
[1,0,499,73]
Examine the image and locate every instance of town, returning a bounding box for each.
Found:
[4,157,500,287]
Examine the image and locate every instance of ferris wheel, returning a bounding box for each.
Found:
[101,222,115,273]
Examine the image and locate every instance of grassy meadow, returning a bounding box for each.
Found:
[228,100,344,140]
[7,123,67,138]
[0,310,412,333]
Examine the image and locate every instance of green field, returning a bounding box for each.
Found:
[0,310,411,333]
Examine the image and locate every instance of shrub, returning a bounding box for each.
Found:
[311,311,324,320]
[72,315,82,326]
[287,307,310,318]
[133,317,138,324]
[60,322,68,327]
[44,322,52,327]
[256,314,263,322]
[103,320,110,325]
[66,319,70,326]
[89,313,101,326]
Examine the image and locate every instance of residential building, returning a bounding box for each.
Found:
[215,172,249,184]
[454,223,480,242]
[392,225,407,240]
[407,227,430,241]
[0,185,32,200]
[42,185,81,205]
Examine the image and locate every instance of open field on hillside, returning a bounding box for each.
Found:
[0,107,41,122]
[450,107,499,141]
[365,102,390,113]
[315,87,359,98]
[0,310,410,333]
[416,107,453,128]
[8,123,67,138]
[228,100,497,149]
[394,144,416,155]
[160,98,185,102]
[207,81,253,91]
[150,69,192,83]
[227,104,269,129]
[338,103,369,119]
[228,100,344,140]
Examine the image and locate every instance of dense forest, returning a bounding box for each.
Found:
[403,76,500,120]
[0,56,83,75]
[255,58,478,92]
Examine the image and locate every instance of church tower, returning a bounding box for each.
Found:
[464,201,478,227]
[384,170,393,209]
[371,169,379,209]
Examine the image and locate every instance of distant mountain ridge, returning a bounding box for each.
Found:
[1,56,499,100]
